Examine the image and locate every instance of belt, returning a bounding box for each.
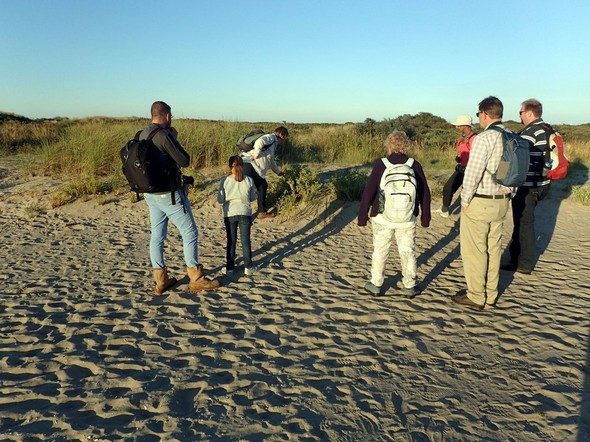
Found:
[474,193,511,200]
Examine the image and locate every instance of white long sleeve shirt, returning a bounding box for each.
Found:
[217,175,257,217]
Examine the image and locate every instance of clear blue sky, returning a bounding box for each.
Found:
[2,1,589,124]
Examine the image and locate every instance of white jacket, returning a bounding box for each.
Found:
[240,134,283,178]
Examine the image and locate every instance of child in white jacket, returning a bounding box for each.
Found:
[217,156,258,275]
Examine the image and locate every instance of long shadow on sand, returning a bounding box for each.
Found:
[251,199,358,268]
[567,163,590,442]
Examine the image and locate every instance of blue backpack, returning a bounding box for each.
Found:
[487,126,530,187]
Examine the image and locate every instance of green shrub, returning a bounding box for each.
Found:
[329,168,368,201]
[267,165,329,218]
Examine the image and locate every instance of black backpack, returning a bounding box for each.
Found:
[120,127,178,200]
[237,129,273,152]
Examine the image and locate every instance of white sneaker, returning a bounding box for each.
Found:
[221,267,234,276]
[439,211,449,218]
[244,266,258,275]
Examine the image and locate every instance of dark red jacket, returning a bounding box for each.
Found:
[358,153,431,228]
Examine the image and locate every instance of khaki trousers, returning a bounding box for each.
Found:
[460,197,510,306]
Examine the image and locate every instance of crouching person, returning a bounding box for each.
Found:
[141,101,220,294]
[358,131,431,297]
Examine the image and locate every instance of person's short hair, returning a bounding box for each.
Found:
[521,98,543,117]
[151,101,171,118]
[478,96,503,119]
[274,126,289,140]
[384,131,410,154]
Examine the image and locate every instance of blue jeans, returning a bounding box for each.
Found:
[144,190,199,269]
[224,215,252,270]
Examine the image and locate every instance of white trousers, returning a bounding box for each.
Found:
[370,216,417,289]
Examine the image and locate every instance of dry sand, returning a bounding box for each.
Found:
[1,156,589,441]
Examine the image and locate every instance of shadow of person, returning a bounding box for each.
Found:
[499,161,589,277]
[252,199,359,269]
[579,328,590,441]
[418,216,460,291]
[416,209,516,304]
[535,161,589,258]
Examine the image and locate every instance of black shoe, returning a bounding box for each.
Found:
[402,286,421,298]
[516,268,532,274]
[500,263,517,272]
[451,294,484,311]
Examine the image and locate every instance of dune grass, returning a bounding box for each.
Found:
[1,116,589,211]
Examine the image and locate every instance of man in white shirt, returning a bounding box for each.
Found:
[241,126,288,219]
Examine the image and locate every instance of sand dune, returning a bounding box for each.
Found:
[1,157,589,441]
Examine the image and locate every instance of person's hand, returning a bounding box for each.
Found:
[461,205,468,213]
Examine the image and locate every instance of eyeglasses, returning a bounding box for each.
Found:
[519,110,526,115]
[476,111,484,117]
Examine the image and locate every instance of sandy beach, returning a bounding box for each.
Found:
[1,156,589,441]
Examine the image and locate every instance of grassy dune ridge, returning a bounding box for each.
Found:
[1,113,589,210]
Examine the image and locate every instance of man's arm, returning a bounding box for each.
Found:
[159,128,190,167]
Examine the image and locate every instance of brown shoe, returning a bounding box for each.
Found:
[451,294,484,311]
[153,267,177,295]
[257,212,276,219]
[187,265,221,292]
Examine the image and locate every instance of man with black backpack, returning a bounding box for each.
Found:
[140,101,220,295]
[240,126,288,219]
[501,98,552,275]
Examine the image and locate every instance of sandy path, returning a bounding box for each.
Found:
[1,157,589,441]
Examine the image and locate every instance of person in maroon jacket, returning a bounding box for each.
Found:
[358,131,431,297]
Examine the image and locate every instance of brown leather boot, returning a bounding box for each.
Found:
[187,265,221,292]
[153,268,177,295]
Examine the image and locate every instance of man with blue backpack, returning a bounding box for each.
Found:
[453,96,517,311]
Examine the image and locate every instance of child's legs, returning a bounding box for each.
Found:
[224,216,239,269]
[238,215,253,268]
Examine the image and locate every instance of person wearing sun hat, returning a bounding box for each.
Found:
[439,114,476,217]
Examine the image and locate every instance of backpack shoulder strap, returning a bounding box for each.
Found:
[484,125,505,175]
[147,127,163,141]
[540,122,556,135]
[381,157,393,168]
[135,127,162,142]
[487,125,504,134]
[405,157,415,167]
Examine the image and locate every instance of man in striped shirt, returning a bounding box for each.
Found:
[452,96,516,311]
[501,99,551,274]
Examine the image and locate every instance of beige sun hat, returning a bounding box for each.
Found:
[451,114,473,126]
